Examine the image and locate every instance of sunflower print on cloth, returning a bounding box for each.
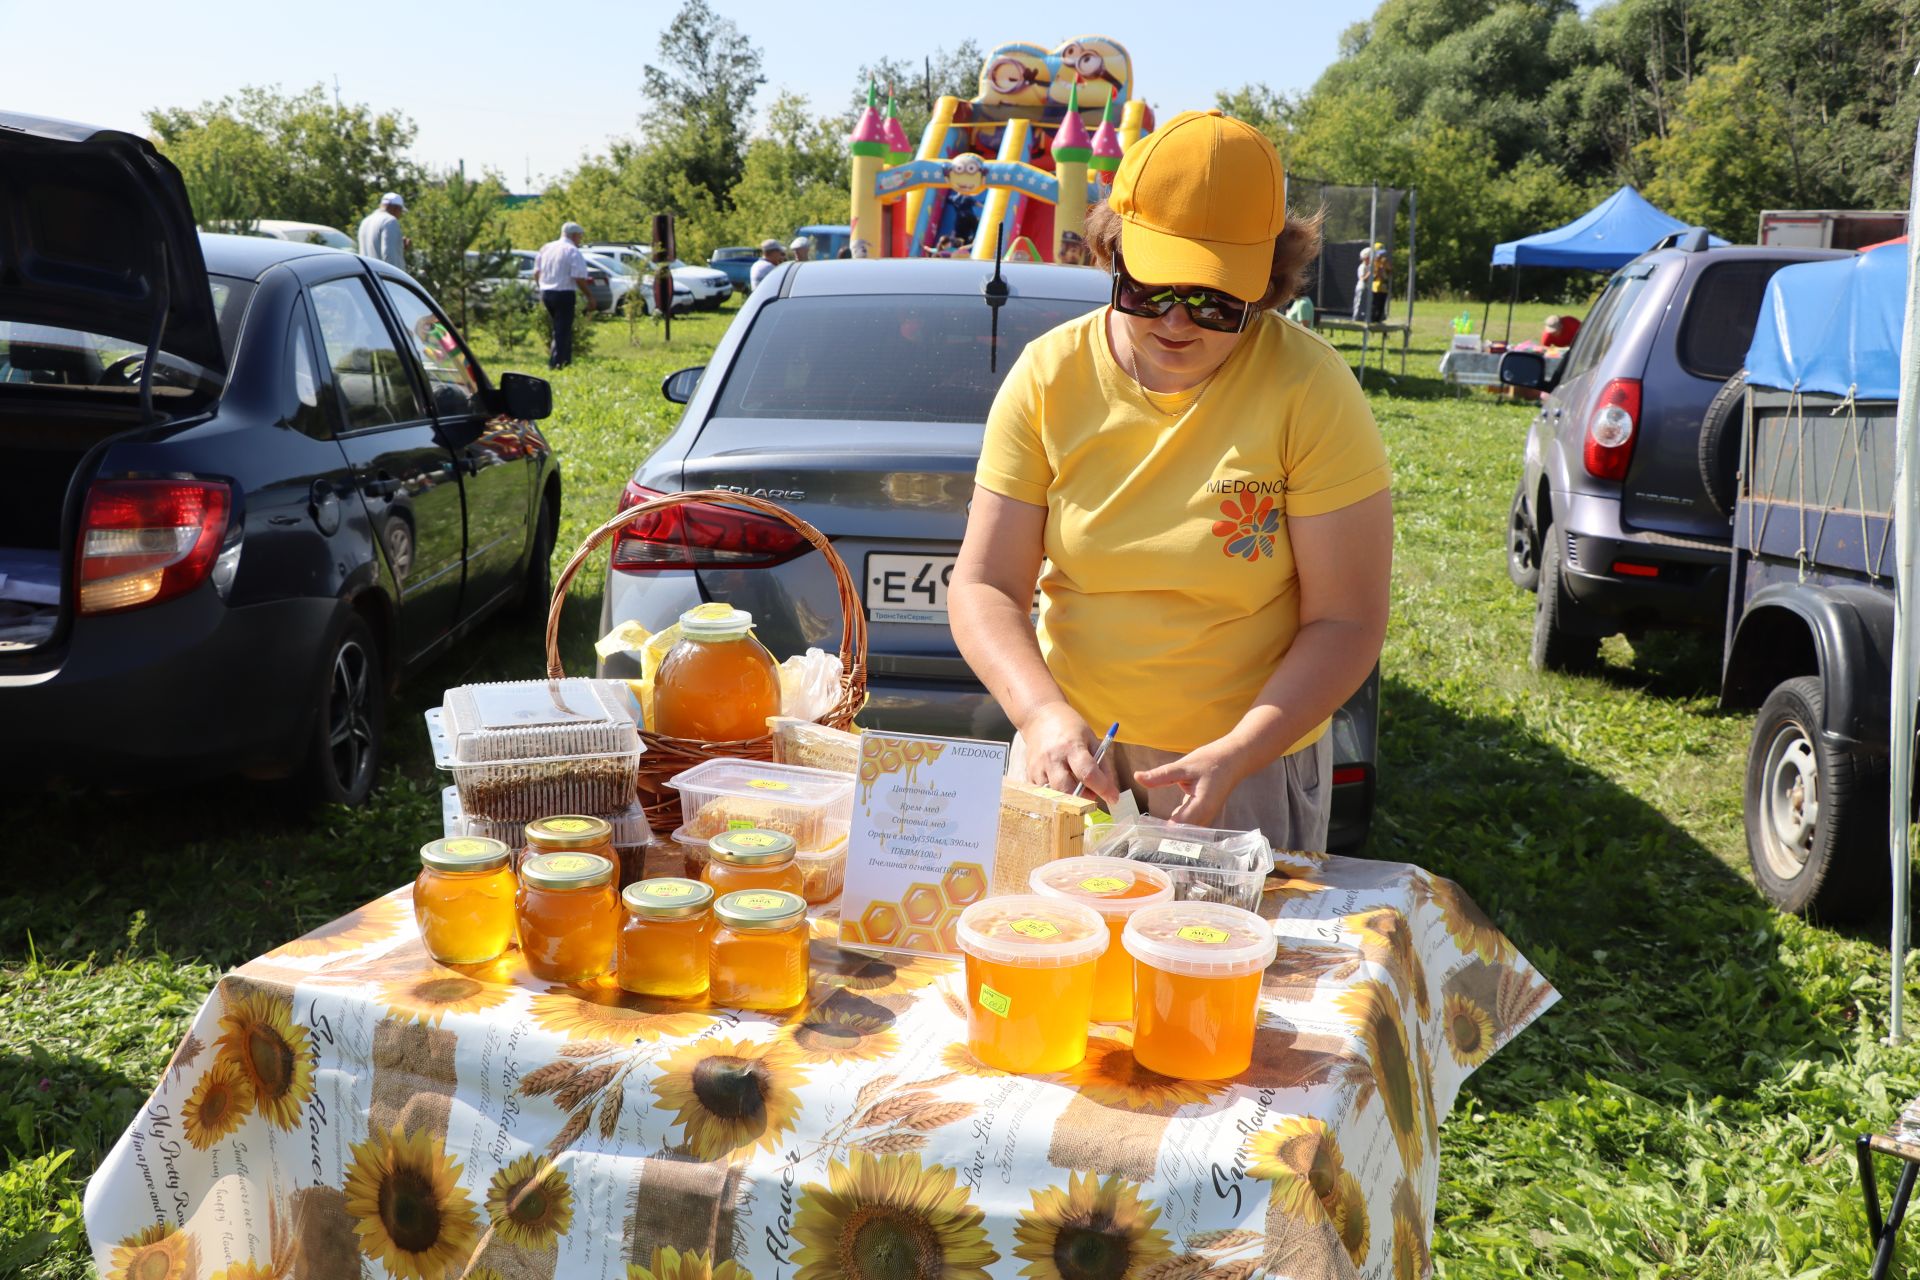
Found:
[627,1246,754,1279]
[781,993,900,1064]
[653,1038,808,1161]
[485,1152,574,1250]
[1011,1171,1173,1280]
[1346,906,1432,1020]
[342,1122,481,1280]
[1246,1116,1370,1266]
[1390,1179,1431,1280]
[1212,490,1281,562]
[214,987,314,1131]
[1425,874,1515,965]
[266,894,407,957]
[530,983,710,1043]
[1443,992,1496,1068]
[791,1150,997,1280]
[183,1056,255,1150]
[107,1223,198,1280]
[1337,979,1424,1169]
[1063,1034,1226,1110]
[208,1264,278,1280]
[378,971,512,1027]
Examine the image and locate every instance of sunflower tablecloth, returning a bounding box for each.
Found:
[85,849,1554,1280]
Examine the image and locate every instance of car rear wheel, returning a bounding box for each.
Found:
[1530,525,1600,673]
[1506,481,1540,592]
[297,612,385,807]
[1744,674,1886,919]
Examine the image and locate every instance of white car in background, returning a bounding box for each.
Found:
[588,243,733,310]
[247,219,354,250]
[583,252,638,315]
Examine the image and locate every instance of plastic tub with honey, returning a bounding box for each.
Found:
[954,895,1107,1074]
[617,878,715,998]
[703,829,806,897]
[1122,902,1278,1081]
[414,837,518,965]
[1029,855,1173,1024]
[708,889,810,1012]
[516,852,620,983]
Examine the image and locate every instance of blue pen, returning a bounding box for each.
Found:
[1072,722,1120,798]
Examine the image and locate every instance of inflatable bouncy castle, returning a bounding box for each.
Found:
[847,36,1154,263]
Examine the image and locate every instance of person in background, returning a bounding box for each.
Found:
[532,221,596,371]
[836,246,853,259]
[789,236,812,263]
[1058,230,1090,266]
[1351,243,1373,321]
[750,239,786,291]
[1369,241,1391,321]
[1541,313,1581,349]
[1284,293,1315,327]
[935,235,958,258]
[356,192,408,269]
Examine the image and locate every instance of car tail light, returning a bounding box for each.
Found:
[1582,378,1641,481]
[610,482,807,572]
[76,479,233,615]
[1331,765,1369,787]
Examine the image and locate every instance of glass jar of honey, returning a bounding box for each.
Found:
[703,828,805,897]
[708,889,809,1012]
[516,852,619,983]
[520,814,616,873]
[617,877,715,999]
[652,603,782,743]
[1122,902,1278,1080]
[414,837,517,965]
[1029,855,1174,1024]
[955,895,1107,1074]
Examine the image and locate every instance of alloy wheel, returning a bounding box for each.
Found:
[326,639,376,797]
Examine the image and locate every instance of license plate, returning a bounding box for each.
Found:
[865,554,955,624]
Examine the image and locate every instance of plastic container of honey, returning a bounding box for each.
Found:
[1029,855,1174,1024]
[516,852,620,983]
[668,758,855,851]
[1122,901,1278,1080]
[617,878,715,998]
[704,828,806,897]
[954,895,1107,1074]
[795,822,849,904]
[413,836,517,965]
[708,889,810,1012]
[652,604,782,743]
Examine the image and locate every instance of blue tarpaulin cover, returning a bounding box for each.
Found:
[1744,244,1901,399]
[1491,185,1727,270]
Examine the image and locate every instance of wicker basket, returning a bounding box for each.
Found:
[545,490,869,831]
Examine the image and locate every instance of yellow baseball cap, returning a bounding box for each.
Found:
[1109,109,1287,303]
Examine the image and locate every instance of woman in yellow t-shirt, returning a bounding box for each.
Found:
[950,110,1393,850]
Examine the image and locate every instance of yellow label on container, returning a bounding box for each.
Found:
[746,780,791,791]
[645,883,695,899]
[545,855,594,875]
[1079,876,1128,894]
[978,984,1011,1017]
[727,819,757,831]
[735,893,787,911]
[546,818,596,833]
[732,833,780,849]
[443,838,489,855]
[1177,925,1230,944]
[1010,919,1059,940]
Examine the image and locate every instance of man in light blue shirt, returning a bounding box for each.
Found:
[533,222,597,369]
[356,193,407,269]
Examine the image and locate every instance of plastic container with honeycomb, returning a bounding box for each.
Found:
[440,787,653,884]
[429,679,642,821]
[796,821,848,903]
[1091,816,1273,911]
[768,717,862,773]
[667,758,854,852]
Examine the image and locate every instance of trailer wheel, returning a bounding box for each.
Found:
[1744,674,1886,920]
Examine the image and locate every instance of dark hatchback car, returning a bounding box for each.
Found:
[595,258,1382,851]
[1501,234,1849,670]
[0,114,560,803]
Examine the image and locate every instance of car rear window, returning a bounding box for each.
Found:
[711,294,1101,422]
[0,274,252,397]
[1679,260,1793,380]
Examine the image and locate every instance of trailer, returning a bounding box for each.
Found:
[1758,209,1906,250]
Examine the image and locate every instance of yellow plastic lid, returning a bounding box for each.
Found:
[956,894,1107,969]
[1029,855,1173,918]
[1122,901,1276,978]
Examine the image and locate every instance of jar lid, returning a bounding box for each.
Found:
[713,888,807,929]
[524,815,614,851]
[1029,855,1173,918]
[955,894,1107,968]
[708,828,797,866]
[1122,901,1277,978]
[623,877,715,919]
[521,851,616,890]
[420,836,511,874]
[679,602,754,640]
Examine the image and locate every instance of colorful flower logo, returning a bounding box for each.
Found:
[1211,493,1279,562]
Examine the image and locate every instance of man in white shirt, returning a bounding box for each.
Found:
[748,239,785,292]
[533,221,597,369]
[356,193,408,269]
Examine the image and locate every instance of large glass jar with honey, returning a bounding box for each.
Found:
[1123,902,1278,1080]
[708,889,809,1012]
[516,852,619,983]
[617,878,715,999]
[1029,855,1173,1024]
[414,837,517,965]
[520,814,616,874]
[955,895,1107,1074]
[651,603,781,742]
[703,829,805,897]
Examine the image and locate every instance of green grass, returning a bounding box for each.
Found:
[4,293,1917,1277]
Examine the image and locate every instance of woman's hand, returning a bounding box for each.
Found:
[1133,739,1252,828]
[1020,702,1119,804]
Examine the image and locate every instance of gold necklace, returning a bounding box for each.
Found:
[1120,317,1218,416]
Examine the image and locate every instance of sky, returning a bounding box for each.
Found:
[1,0,1388,193]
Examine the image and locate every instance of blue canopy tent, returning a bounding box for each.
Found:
[1485,185,1728,340]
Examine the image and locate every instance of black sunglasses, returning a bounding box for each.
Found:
[1110,257,1251,333]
